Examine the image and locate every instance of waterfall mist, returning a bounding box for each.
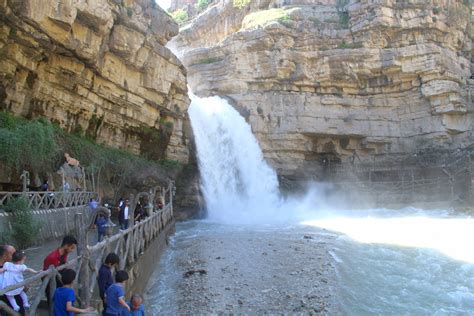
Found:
[188,93,282,224]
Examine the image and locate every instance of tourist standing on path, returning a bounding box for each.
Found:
[43,236,78,305]
[119,200,130,230]
[41,180,49,191]
[105,270,130,316]
[98,253,120,316]
[0,244,24,316]
[95,214,107,243]
[0,251,38,311]
[123,294,145,316]
[53,269,94,316]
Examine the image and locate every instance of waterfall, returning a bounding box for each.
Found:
[188,93,281,224]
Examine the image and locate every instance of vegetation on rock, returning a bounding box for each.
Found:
[2,197,40,248]
[0,111,181,194]
[233,0,251,9]
[196,0,211,11]
[171,9,189,24]
[242,8,296,28]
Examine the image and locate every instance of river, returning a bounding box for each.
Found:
[144,93,474,314]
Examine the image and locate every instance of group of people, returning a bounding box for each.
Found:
[0,236,145,315]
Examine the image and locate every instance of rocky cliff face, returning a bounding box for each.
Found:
[172,0,473,182]
[0,0,190,163]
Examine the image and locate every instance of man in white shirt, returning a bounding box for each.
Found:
[120,200,130,230]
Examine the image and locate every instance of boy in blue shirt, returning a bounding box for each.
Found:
[53,269,94,316]
[98,253,120,316]
[123,294,145,316]
[105,270,130,316]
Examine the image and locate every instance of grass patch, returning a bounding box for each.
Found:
[196,0,211,11]
[242,8,295,28]
[337,41,362,49]
[171,9,188,25]
[192,57,223,65]
[233,0,251,9]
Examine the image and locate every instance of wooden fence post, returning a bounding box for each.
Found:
[76,213,91,308]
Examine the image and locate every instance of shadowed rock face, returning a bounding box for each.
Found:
[0,0,190,163]
[172,0,473,180]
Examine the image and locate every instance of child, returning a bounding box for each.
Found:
[53,269,93,315]
[125,294,145,316]
[105,270,130,316]
[0,251,38,311]
[98,253,120,316]
[95,214,107,243]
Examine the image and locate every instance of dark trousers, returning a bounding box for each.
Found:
[121,219,129,230]
[98,231,105,242]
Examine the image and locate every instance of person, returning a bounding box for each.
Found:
[0,245,24,316]
[105,270,130,316]
[41,180,49,191]
[134,202,144,223]
[119,200,130,230]
[53,269,94,315]
[123,294,145,316]
[89,199,98,210]
[0,251,38,311]
[95,214,107,243]
[43,236,78,305]
[98,253,120,316]
[62,181,71,192]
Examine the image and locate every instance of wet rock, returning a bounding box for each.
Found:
[183,269,207,278]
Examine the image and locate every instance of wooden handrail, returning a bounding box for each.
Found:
[0,191,99,211]
[0,184,174,315]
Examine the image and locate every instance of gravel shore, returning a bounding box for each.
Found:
[145,221,338,315]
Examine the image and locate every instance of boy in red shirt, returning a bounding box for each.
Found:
[43,236,78,305]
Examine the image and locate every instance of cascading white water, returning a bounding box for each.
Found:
[148,91,474,314]
[188,93,281,224]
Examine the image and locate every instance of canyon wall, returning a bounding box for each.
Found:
[0,0,190,163]
[172,0,473,183]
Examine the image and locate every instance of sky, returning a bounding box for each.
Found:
[155,0,171,10]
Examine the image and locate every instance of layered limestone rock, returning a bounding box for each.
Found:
[173,0,473,181]
[0,0,190,163]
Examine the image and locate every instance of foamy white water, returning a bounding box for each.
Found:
[185,92,474,314]
[188,93,281,224]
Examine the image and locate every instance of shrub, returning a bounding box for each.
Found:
[0,111,180,196]
[196,0,211,11]
[5,197,40,248]
[233,0,251,9]
[0,112,58,171]
[171,9,188,25]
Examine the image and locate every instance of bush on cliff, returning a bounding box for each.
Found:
[0,111,181,196]
[171,9,188,25]
[196,0,210,11]
[3,197,40,248]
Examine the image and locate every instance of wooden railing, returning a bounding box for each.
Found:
[0,191,98,211]
[0,181,175,316]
